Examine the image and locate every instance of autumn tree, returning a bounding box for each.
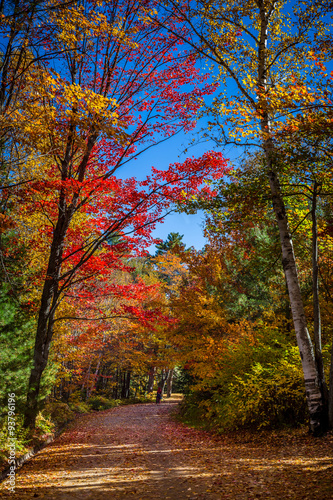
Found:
[273,117,333,426]
[164,231,312,430]
[0,2,81,409]
[3,0,229,429]
[152,239,191,393]
[56,254,171,402]
[154,0,333,433]
[0,0,73,187]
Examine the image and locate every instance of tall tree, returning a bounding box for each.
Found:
[155,0,332,433]
[155,232,186,255]
[12,0,228,428]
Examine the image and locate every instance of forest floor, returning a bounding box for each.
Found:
[1,395,333,499]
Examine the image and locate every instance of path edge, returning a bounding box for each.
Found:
[0,421,73,484]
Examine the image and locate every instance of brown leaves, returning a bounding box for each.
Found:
[1,401,332,499]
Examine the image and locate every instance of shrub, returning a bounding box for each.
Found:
[0,411,55,467]
[69,401,90,414]
[87,396,119,411]
[180,328,308,431]
[68,391,84,404]
[123,394,155,405]
[35,412,55,435]
[0,415,31,466]
[215,350,307,430]
[43,401,74,427]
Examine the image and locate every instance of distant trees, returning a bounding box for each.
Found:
[155,232,187,255]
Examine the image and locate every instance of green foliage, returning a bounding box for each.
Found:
[87,396,120,411]
[122,393,155,405]
[0,411,54,467]
[35,412,55,436]
[67,391,91,413]
[220,226,284,322]
[0,414,31,464]
[42,401,74,427]
[67,390,84,404]
[0,284,35,411]
[181,328,307,431]
[86,393,154,411]
[155,232,186,256]
[172,366,195,395]
[0,233,56,413]
[69,401,91,414]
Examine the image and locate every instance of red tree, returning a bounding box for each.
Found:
[17,0,229,428]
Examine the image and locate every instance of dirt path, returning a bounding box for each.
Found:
[1,397,333,499]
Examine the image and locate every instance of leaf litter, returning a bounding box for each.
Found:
[1,396,332,499]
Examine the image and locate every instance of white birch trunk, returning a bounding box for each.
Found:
[257,4,325,433]
[266,165,324,433]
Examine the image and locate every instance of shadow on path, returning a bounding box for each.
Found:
[1,396,332,499]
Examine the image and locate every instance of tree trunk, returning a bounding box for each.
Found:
[311,183,329,425]
[121,372,131,399]
[266,163,326,434]
[257,5,326,434]
[120,371,131,399]
[23,198,71,429]
[113,369,119,399]
[147,367,155,393]
[166,368,174,397]
[329,338,333,428]
[82,360,92,396]
[23,130,96,429]
[159,369,169,394]
[23,282,58,429]
[87,356,102,399]
[125,371,131,398]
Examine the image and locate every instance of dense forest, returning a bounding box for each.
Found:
[1,0,333,462]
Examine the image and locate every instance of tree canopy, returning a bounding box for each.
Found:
[0,0,333,445]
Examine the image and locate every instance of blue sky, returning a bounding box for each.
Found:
[116,124,238,254]
[113,0,331,255]
[116,129,210,253]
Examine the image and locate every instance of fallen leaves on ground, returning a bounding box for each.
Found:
[1,395,332,499]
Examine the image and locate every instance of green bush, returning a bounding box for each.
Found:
[212,350,307,430]
[181,328,308,431]
[0,285,35,412]
[87,396,119,411]
[0,411,55,467]
[68,391,83,403]
[0,415,30,466]
[43,401,74,427]
[69,401,90,414]
[123,394,155,405]
[35,412,55,435]
[67,391,90,413]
